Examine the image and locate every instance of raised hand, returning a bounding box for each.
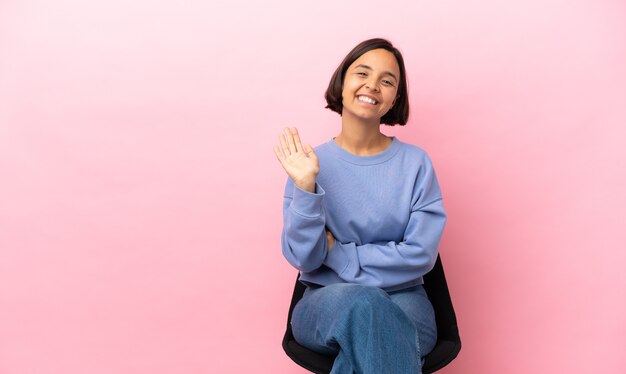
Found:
[274,127,319,193]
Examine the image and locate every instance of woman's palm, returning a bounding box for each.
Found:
[274,127,319,190]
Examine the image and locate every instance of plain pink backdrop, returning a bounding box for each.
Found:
[1,1,625,373]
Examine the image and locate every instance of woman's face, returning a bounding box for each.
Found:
[341,48,400,123]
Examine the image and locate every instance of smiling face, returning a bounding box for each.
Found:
[341,48,401,124]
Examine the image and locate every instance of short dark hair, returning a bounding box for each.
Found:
[325,38,409,126]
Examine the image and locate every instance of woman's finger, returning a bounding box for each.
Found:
[305,144,317,160]
[273,145,285,162]
[291,127,303,153]
[279,133,291,156]
[285,127,297,154]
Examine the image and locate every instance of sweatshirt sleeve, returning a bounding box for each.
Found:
[281,177,329,272]
[323,156,447,289]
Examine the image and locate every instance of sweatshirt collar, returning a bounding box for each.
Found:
[328,136,401,165]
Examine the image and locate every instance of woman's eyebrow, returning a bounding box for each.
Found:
[353,64,398,81]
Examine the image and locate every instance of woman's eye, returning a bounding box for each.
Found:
[357,72,367,76]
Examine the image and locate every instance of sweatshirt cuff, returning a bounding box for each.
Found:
[290,183,325,218]
[325,241,351,276]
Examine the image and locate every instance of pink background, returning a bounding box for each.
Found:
[1,1,625,373]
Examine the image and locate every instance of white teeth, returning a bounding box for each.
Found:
[357,95,377,105]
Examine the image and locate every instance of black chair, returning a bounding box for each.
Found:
[282,254,461,373]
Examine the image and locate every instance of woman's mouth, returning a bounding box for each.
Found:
[356,95,378,105]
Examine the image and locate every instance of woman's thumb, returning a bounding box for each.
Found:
[305,144,317,158]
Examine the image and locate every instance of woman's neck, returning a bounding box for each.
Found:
[334,116,392,156]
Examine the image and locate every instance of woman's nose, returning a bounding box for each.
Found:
[365,80,380,91]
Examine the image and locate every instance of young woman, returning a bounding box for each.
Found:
[273,38,447,374]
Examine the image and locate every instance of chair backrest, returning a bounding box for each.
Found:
[420,254,462,372]
[282,254,461,374]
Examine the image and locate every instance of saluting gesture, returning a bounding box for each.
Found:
[273,127,319,193]
[274,127,335,250]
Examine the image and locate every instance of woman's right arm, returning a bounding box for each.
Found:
[281,178,329,271]
[274,127,328,271]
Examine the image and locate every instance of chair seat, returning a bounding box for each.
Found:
[285,340,333,373]
[422,339,462,373]
[284,333,460,374]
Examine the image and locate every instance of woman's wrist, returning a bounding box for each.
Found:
[295,178,316,193]
[326,229,335,252]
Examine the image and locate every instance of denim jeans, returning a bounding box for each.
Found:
[291,283,437,374]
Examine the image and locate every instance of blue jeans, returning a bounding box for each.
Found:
[291,283,437,374]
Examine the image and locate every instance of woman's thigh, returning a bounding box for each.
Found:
[291,283,437,357]
[291,283,391,354]
[388,285,438,356]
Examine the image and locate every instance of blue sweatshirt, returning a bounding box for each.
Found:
[281,136,447,292]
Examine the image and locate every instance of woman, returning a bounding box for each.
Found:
[273,38,447,374]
